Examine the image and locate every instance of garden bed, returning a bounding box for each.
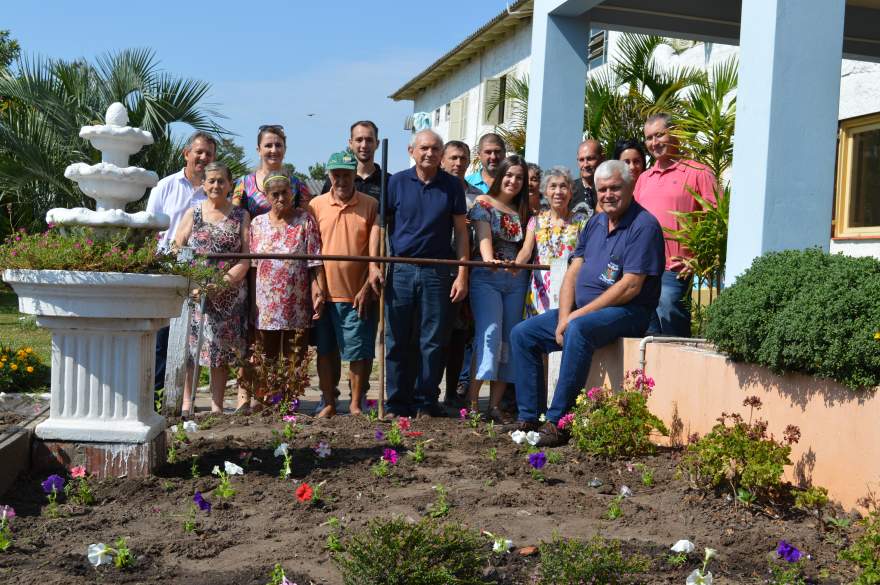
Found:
[0,412,858,584]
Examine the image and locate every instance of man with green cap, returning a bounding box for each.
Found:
[308,150,383,417]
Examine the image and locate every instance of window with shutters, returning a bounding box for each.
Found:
[834,112,880,238]
[448,97,468,141]
[588,29,607,69]
[482,75,507,126]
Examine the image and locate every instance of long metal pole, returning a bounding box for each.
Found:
[189,294,208,419]
[378,138,388,420]
[206,252,550,272]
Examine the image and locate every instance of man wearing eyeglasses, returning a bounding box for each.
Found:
[635,112,717,337]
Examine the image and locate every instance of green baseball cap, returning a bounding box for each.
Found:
[326,150,357,171]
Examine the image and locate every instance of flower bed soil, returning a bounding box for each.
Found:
[0,413,857,584]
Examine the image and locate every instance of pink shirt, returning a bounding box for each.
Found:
[633,159,717,271]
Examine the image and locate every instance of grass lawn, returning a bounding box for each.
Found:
[0,286,52,362]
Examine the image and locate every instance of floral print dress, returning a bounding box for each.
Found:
[187,205,248,367]
[249,211,322,330]
[466,199,524,261]
[526,211,588,316]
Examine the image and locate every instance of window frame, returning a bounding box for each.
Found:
[834,112,880,239]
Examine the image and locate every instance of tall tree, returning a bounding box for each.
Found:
[0,48,231,234]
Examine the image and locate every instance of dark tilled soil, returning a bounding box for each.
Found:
[0,413,858,584]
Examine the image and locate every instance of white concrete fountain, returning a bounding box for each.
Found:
[2,103,188,476]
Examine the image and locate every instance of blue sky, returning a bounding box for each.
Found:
[6,1,510,172]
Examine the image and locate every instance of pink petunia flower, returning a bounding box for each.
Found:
[70,466,87,479]
[397,417,411,431]
[283,415,297,423]
[382,448,398,465]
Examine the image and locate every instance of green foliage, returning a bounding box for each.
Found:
[769,560,808,585]
[793,486,830,518]
[634,463,654,487]
[386,421,404,447]
[332,517,490,585]
[266,563,287,585]
[0,48,234,236]
[537,535,648,585]
[410,441,425,464]
[0,511,11,551]
[705,249,880,390]
[308,162,327,181]
[485,73,529,156]
[841,510,880,584]
[570,371,668,458]
[113,537,133,569]
[679,398,796,500]
[0,30,21,72]
[427,485,450,518]
[325,517,343,553]
[64,477,94,506]
[0,343,47,391]
[606,495,624,520]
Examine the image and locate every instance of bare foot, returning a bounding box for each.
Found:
[317,404,337,418]
[349,403,363,416]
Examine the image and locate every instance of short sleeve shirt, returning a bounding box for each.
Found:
[386,167,467,259]
[145,169,206,250]
[572,201,665,309]
[633,159,717,270]
[249,211,322,330]
[466,199,524,261]
[308,191,377,302]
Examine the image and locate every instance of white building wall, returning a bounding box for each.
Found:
[407,26,880,258]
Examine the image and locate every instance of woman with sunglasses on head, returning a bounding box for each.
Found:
[231,125,313,216]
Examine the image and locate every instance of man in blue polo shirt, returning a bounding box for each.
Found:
[385,129,470,418]
[508,159,665,446]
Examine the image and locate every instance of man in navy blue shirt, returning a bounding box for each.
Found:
[384,129,470,418]
[508,159,665,446]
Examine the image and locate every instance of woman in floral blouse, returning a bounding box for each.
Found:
[516,166,588,316]
[465,155,531,424]
[174,162,251,415]
[247,174,325,408]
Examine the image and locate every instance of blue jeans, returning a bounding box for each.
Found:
[648,270,692,337]
[469,268,529,383]
[385,263,454,415]
[511,305,652,423]
[154,325,170,391]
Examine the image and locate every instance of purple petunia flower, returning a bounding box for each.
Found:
[270,393,282,405]
[290,398,300,412]
[528,452,547,470]
[382,448,398,465]
[776,540,802,563]
[193,491,212,512]
[41,474,65,494]
[374,429,385,441]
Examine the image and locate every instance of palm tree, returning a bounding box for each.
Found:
[485,73,529,157]
[0,48,241,235]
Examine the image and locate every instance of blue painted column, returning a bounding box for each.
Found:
[525,0,594,170]
[726,0,845,282]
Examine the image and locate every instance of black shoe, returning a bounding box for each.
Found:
[416,403,448,419]
[535,421,568,448]
[500,420,541,433]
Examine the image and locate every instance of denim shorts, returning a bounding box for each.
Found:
[315,301,378,361]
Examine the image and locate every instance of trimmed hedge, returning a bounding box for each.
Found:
[705,249,880,390]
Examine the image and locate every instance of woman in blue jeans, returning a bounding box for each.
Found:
[465,155,531,423]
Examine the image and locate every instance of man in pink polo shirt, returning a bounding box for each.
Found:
[634,113,716,337]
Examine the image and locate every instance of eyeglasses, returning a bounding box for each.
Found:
[259,124,285,132]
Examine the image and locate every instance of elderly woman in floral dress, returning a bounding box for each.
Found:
[246,174,325,412]
[174,162,251,415]
[516,166,588,316]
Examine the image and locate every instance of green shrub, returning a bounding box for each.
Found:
[841,510,880,584]
[570,370,668,458]
[332,517,489,585]
[679,396,797,501]
[705,249,880,390]
[538,535,648,584]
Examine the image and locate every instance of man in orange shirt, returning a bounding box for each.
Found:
[634,113,717,337]
[309,150,383,416]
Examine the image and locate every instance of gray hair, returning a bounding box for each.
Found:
[645,112,673,128]
[203,161,232,181]
[594,160,633,187]
[540,165,573,192]
[409,129,443,149]
[184,131,218,151]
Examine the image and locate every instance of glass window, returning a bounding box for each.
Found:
[835,114,880,237]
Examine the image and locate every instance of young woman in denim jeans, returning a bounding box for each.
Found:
[465,155,531,424]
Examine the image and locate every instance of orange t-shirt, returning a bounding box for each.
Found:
[308,191,377,302]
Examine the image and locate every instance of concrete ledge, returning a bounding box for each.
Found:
[0,424,33,496]
[31,432,166,478]
[585,338,880,510]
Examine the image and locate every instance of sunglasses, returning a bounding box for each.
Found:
[259,124,285,132]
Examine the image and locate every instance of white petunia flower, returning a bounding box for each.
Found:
[492,537,513,553]
[182,420,198,432]
[704,548,717,561]
[170,425,178,433]
[211,465,221,476]
[686,569,713,585]
[538,414,546,422]
[224,461,244,475]
[510,430,526,444]
[670,539,695,554]
[274,443,289,458]
[525,431,540,446]
[87,543,114,566]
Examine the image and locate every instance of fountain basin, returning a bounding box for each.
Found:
[3,269,189,443]
[64,162,158,210]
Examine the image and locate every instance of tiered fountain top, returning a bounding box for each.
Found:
[46,103,169,231]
